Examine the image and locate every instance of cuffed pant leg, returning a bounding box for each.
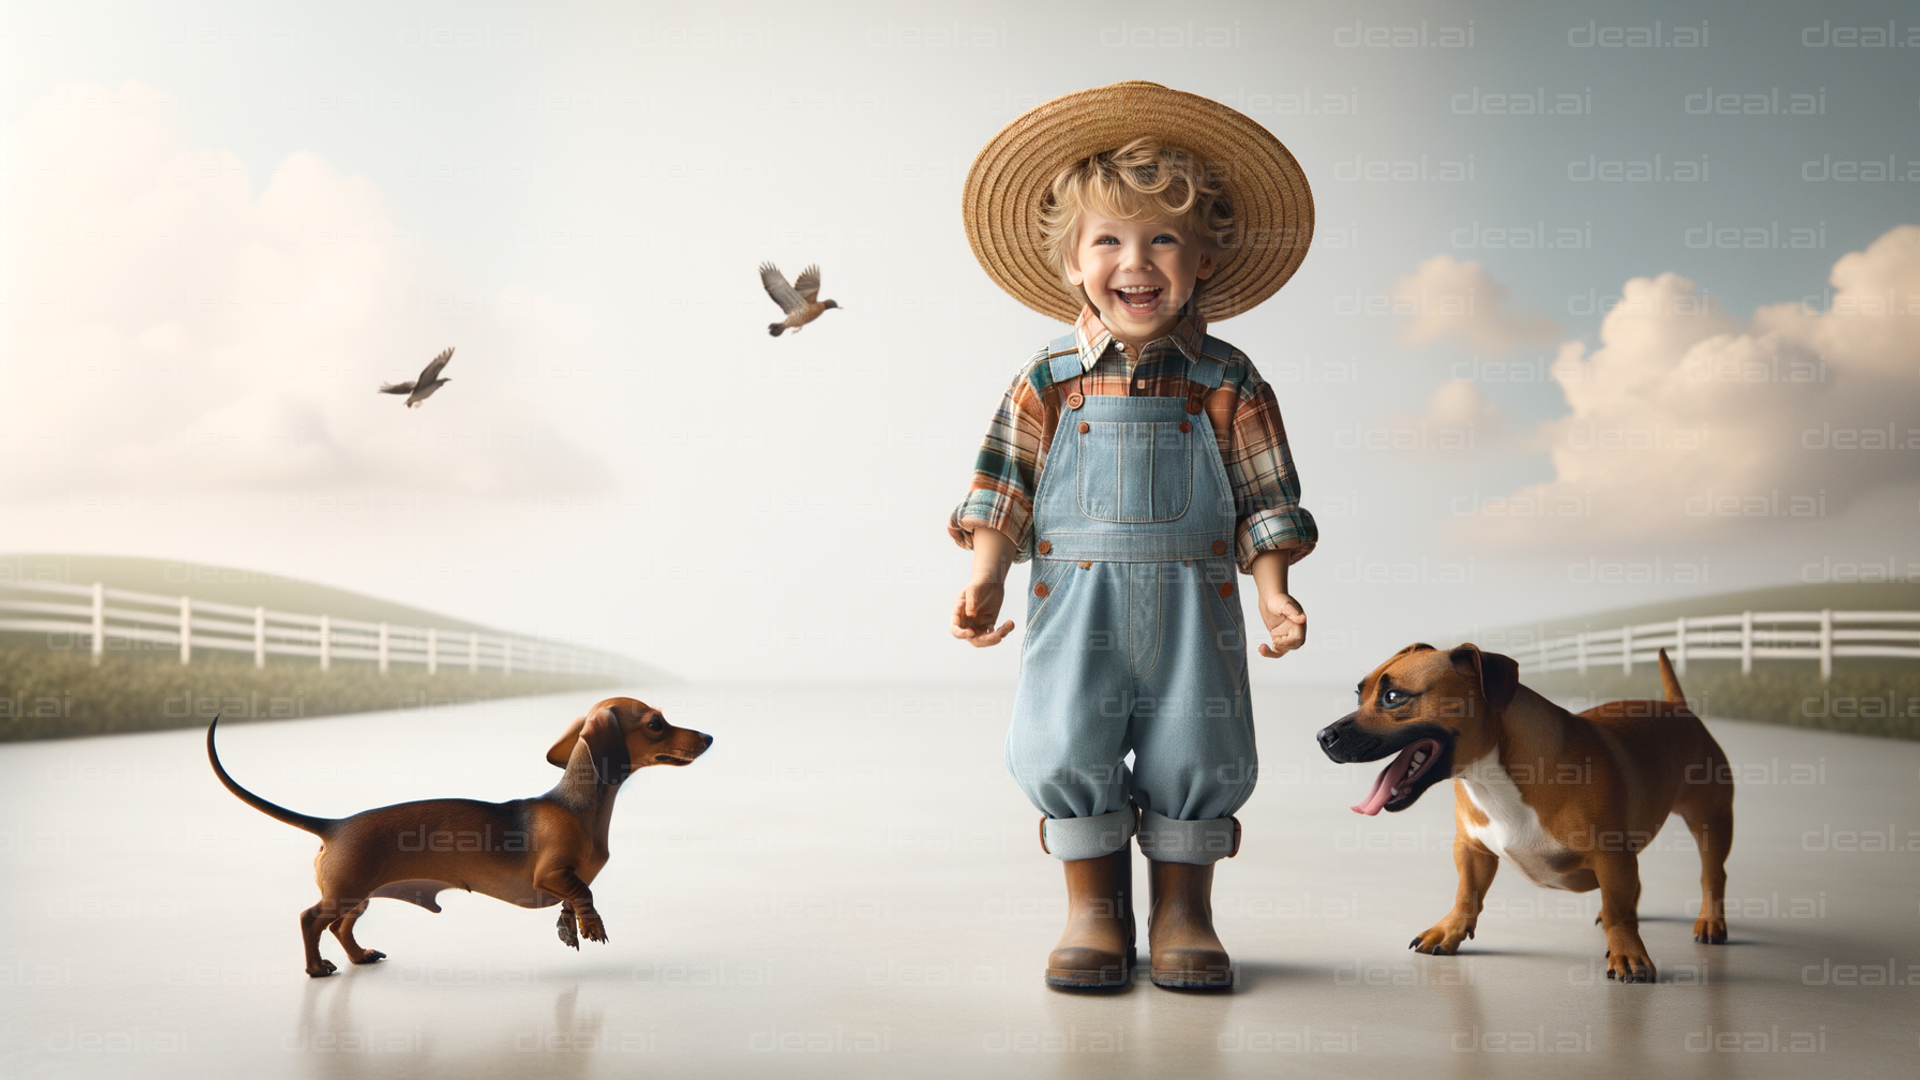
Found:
[1135,809,1240,865]
[1040,807,1137,862]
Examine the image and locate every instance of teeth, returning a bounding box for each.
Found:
[1412,751,1427,766]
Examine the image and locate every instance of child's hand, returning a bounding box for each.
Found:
[1256,592,1307,658]
[951,582,1014,647]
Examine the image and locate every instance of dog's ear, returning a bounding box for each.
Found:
[546,716,587,767]
[1449,644,1520,715]
[1394,642,1436,658]
[577,704,630,777]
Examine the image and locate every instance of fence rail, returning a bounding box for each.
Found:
[0,580,646,680]
[1514,609,1920,682]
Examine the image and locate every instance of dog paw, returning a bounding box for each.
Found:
[1692,915,1728,945]
[1604,943,1656,983]
[578,911,608,944]
[350,950,386,965]
[306,959,338,978]
[1408,921,1474,955]
[556,911,580,950]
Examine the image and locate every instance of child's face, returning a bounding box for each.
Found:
[1065,208,1216,347]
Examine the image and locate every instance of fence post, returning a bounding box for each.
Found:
[1622,623,1633,676]
[427,628,437,675]
[320,615,330,672]
[179,596,192,665]
[1819,609,1832,682]
[469,631,478,674]
[254,606,266,669]
[379,622,390,675]
[1674,616,1687,675]
[91,583,105,666]
[1576,632,1587,675]
[1740,611,1753,675]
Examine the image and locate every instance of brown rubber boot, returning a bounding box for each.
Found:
[1147,860,1233,989]
[1045,847,1136,988]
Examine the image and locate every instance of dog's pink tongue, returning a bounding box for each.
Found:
[1352,744,1421,816]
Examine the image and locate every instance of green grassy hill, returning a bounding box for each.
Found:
[0,553,676,741]
[2,553,507,632]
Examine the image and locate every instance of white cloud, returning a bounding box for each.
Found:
[1425,378,1505,432]
[1477,225,1920,544]
[1394,255,1562,355]
[0,81,608,502]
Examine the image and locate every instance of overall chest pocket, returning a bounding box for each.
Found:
[1076,421,1193,523]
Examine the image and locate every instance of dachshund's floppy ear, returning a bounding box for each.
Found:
[546,716,587,768]
[1449,643,1520,715]
[577,704,630,778]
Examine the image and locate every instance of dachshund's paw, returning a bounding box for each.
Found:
[1604,938,1656,984]
[306,959,338,978]
[1408,919,1475,955]
[350,950,386,965]
[578,911,608,944]
[556,911,580,950]
[1691,914,1728,945]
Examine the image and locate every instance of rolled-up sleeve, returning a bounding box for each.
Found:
[1225,374,1317,571]
[948,357,1049,561]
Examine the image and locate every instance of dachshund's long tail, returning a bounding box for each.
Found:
[207,716,337,837]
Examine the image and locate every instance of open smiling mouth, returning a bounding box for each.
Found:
[1351,735,1454,816]
[1114,286,1163,313]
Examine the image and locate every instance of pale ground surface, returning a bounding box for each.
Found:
[1,681,1915,1079]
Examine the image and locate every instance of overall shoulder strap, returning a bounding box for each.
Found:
[1187,334,1232,388]
[1045,332,1083,381]
[1036,333,1084,458]
[1186,335,1237,453]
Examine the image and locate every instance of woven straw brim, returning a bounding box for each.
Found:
[963,81,1314,324]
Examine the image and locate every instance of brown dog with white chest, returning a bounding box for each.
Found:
[208,697,711,977]
[1316,644,1733,983]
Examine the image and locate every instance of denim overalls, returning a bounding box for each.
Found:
[1009,332,1253,865]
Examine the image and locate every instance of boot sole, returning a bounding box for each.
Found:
[1149,968,1234,990]
[1045,969,1131,988]
[1045,949,1137,989]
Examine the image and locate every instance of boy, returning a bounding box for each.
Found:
[949,83,1317,991]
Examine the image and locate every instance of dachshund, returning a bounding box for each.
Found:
[208,697,712,977]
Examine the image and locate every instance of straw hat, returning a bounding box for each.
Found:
[962,81,1314,324]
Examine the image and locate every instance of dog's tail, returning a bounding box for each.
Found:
[768,323,786,337]
[207,716,337,837]
[1656,648,1687,705]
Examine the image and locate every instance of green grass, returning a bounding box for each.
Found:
[1528,659,1920,740]
[0,633,632,742]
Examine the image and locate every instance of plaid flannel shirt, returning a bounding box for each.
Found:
[950,304,1317,571]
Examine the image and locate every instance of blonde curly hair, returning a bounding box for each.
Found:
[1038,136,1238,298]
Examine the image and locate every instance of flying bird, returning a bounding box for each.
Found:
[761,263,841,337]
[378,348,455,408]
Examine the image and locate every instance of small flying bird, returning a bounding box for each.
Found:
[760,263,841,337]
[378,348,455,408]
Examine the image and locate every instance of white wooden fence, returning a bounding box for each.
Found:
[1514,610,1920,682]
[0,580,647,680]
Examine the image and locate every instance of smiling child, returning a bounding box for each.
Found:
[949,83,1318,990]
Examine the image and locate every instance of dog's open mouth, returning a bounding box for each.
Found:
[1352,737,1449,816]
[652,753,696,766]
